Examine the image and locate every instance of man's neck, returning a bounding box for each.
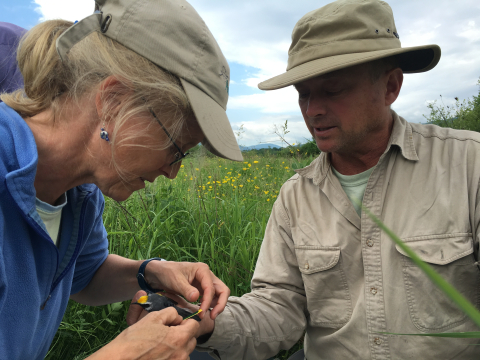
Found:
[331,114,394,175]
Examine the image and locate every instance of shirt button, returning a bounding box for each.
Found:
[305,262,309,270]
[366,239,374,247]
[370,287,378,295]
[374,337,383,345]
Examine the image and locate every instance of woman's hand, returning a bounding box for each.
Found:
[127,291,216,338]
[144,261,229,319]
[87,306,199,360]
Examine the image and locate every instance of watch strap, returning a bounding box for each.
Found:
[137,257,166,293]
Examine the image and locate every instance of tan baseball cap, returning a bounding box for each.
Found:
[259,0,441,90]
[56,0,242,161]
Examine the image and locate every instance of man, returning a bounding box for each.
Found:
[128,1,480,359]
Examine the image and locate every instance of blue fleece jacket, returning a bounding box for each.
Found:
[0,102,109,359]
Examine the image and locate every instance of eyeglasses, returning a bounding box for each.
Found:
[148,108,189,166]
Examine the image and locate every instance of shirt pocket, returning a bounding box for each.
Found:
[295,246,352,328]
[396,233,480,331]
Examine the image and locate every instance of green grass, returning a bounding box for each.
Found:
[46,151,314,360]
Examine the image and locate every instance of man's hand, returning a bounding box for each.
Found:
[86,306,199,360]
[144,261,229,319]
[127,291,215,338]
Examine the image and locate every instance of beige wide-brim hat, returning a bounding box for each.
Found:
[259,0,441,90]
[56,0,242,161]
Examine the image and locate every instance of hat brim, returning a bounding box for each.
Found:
[181,79,243,162]
[258,45,441,90]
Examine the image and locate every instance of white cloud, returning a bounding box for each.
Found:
[229,86,299,113]
[33,0,93,21]
[31,0,480,142]
[188,0,480,123]
[231,114,312,147]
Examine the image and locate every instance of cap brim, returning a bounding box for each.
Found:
[181,79,243,162]
[258,45,441,90]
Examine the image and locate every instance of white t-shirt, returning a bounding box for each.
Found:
[332,166,375,216]
[35,194,67,247]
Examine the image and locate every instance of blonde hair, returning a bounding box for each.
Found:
[1,20,192,176]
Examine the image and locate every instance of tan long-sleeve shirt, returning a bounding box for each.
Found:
[199,112,480,359]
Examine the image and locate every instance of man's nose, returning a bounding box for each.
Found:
[305,95,327,118]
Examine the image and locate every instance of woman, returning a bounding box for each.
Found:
[0,0,242,359]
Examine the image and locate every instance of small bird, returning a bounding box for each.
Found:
[134,292,202,321]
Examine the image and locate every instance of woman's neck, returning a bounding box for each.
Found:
[25,99,97,205]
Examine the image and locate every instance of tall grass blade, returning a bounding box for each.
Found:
[381,331,480,338]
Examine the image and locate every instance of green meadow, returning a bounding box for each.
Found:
[47,84,480,359]
[47,150,315,360]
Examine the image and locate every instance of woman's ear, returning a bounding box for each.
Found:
[95,75,127,121]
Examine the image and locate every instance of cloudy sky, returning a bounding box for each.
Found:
[2,0,480,146]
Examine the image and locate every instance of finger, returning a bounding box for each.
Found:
[132,290,148,302]
[196,271,215,313]
[174,273,201,304]
[186,336,197,355]
[150,307,183,326]
[210,282,230,319]
[126,290,148,326]
[208,297,219,310]
[180,318,201,336]
[138,309,149,323]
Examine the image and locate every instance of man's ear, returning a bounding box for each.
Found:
[384,67,403,107]
[95,75,128,122]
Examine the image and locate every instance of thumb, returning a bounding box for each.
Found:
[175,278,200,303]
[126,290,147,326]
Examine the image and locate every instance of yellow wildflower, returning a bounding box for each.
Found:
[253,160,259,164]
[243,168,247,171]
[180,165,184,168]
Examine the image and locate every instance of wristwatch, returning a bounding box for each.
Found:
[137,257,166,293]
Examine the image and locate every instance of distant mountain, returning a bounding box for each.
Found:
[239,143,282,151]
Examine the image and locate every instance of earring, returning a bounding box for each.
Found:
[100,122,110,142]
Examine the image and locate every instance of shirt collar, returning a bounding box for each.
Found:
[295,110,419,185]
